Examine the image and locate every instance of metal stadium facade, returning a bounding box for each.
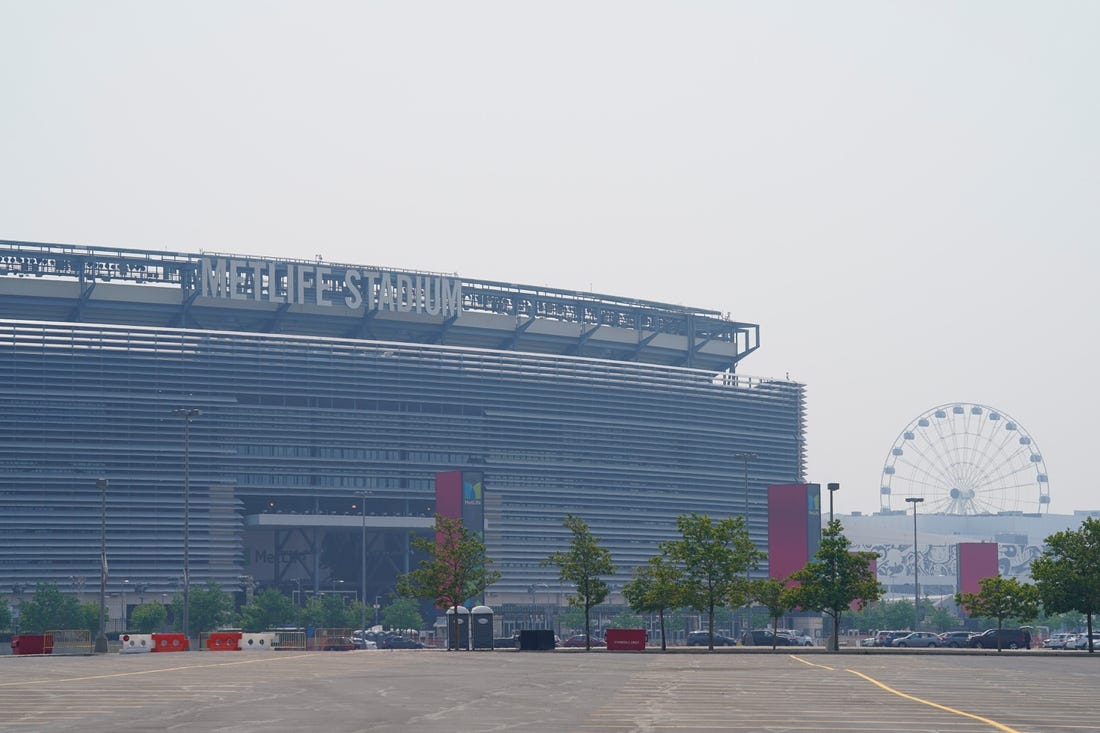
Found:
[0,239,805,619]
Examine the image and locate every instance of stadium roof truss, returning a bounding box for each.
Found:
[0,239,759,372]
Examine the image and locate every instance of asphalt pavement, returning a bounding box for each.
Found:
[0,647,1095,733]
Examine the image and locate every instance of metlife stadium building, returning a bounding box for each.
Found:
[0,239,804,616]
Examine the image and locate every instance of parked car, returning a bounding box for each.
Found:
[687,630,737,646]
[351,631,378,650]
[893,631,940,648]
[561,634,605,648]
[1064,633,1100,650]
[379,635,425,649]
[741,630,795,647]
[938,631,975,648]
[777,630,814,647]
[1042,633,1074,649]
[874,630,912,647]
[969,628,1031,649]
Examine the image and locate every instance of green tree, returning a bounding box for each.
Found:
[786,520,881,652]
[923,602,959,632]
[18,583,83,633]
[622,556,682,651]
[79,601,104,636]
[606,611,644,629]
[0,597,11,632]
[171,580,235,634]
[239,589,297,632]
[661,513,763,651]
[307,593,355,628]
[753,578,794,649]
[1040,609,1085,633]
[543,514,615,651]
[131,602,168,633]
[381,597,424,631]
[398,514,501,650]
[1031,517,1100,653]
[558,606,584,633]
[955,575,1040,652]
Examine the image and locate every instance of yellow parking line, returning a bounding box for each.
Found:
[788,654,835,671]
[0,653,320,687]
[846,668,1022,733]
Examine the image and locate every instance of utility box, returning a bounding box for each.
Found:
[606,629,646,651]
[445,606,470,650]
[11,634,53,655]
[470,605,494,650]
[518,629,555,651]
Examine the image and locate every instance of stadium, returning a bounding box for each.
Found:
[0,239,804,627]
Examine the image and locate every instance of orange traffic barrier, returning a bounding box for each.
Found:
[151,633,190,652]
[206,632,242,651]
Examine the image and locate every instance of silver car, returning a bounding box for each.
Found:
[892,631,940,648]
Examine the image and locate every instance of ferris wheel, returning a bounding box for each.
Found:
[880,403,1050,515]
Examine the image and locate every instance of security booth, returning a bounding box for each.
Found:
[470,605,494,650]
[445,606,470,650]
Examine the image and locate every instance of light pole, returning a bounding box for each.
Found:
[292,577,304,629]
[172,408,201,645]
[359,493,367,633]
[826,482,840,651]
[95,477,109,653]
[733,452,757,636]
[120,579,129,633]
[905,497,925,630]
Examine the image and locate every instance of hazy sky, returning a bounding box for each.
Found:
[3,1,1097,516]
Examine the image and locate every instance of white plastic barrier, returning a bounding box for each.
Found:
[240,633,276,651]
[119,634,153,653]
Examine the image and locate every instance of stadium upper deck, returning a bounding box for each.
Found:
[0,239,758,372]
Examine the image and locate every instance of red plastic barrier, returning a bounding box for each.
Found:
[206,631,242,651]
[151,633,190,652]
[11,634,54,655]
[605,629,646,651]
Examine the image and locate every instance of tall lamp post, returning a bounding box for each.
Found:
[905,497,925,631]
[120,579,129,633]
[359,493,367,633]
[95,477,109,653]
[826,482,840,651]
[172,408,201,645]
[827,483,840,524]
[733,451,757,635]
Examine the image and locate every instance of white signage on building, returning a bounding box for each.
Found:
[198,257,462,317]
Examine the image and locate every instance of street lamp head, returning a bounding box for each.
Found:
[96,477,108,490]
[172,408,202,419]
[827,482,840,493]
[905,496,925,507]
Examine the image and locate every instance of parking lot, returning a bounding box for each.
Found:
[0,648,1096,732]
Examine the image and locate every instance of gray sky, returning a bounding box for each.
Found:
[3,1,1097,516]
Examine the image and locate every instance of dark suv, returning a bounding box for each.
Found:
[687,631,736,646]
[741,629,795,646]
[969,628,1031,649]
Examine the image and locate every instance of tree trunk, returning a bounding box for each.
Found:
[659,608,667,652]
[584,604,591,651]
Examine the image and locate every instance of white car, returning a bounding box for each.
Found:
[1065,633,1099,650]
[776,630,814,647]
[1043,633,1073,649]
